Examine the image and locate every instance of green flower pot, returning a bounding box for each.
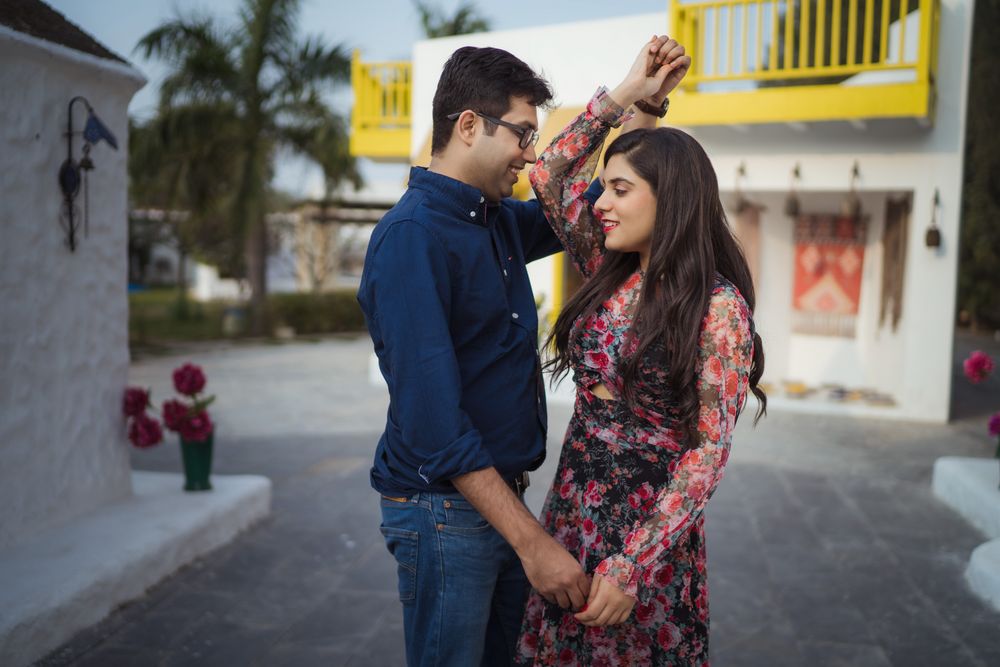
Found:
[180,431,214,491]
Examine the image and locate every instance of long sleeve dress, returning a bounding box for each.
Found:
[514,88,755,667]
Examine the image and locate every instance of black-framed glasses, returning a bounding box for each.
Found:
[446,111,540,150]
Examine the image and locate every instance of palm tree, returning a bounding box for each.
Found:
[414,1,491,38]
[129,104,245,318]
[136,0,358,334]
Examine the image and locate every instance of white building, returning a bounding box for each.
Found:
[354,0,973,424]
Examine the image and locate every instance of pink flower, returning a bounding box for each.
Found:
[654,563,675,587]
[179,410,213,443]
[702,356,724,386]
[128,413,163,449]
[627,491,642,509]
[964,351,995,384]
[172,363,206,396]
[122,387,149,417]
[162,399,189,432]
[634,601,656,627]
[583,480,603,507]
[584,351,611,372]
[657,623,682,650]
[989,412,1000,438]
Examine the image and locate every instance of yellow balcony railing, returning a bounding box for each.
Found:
[668,0,940,126]
[350,50,412,160]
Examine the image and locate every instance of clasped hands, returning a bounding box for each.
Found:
[521,531,636,627]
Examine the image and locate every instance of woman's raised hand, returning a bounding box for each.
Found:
[610,35,691,110]
[646,35,691,103]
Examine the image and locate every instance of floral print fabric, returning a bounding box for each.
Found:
[515,89,754,666]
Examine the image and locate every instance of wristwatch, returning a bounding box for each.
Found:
[634,97,670,118]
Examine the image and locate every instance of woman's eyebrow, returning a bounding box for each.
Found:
[608,177,634,186]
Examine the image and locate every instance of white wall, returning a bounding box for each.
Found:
[689,0,974,422]
[739,190,905,400]
[0,27,145,549]
[409,1,974,422]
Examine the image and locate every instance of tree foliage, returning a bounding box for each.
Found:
[414,0,490,38]
[959,0,1000,329]
[133,0,359,333]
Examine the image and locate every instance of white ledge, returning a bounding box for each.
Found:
[933,456,1000,612]
[932,456,1000,539]
[967,539,1000,612]
[0,471,271,667]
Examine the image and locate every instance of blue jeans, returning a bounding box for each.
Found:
[380,491,529,667]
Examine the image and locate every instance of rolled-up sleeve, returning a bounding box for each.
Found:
[367,220,494,484]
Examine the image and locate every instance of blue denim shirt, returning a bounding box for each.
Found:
[358,167,563,495]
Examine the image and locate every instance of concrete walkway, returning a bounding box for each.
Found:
[38,333,1000,666]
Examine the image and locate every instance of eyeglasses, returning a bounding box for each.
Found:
[446,111,540,150]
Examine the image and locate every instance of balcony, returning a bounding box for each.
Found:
[349,50,412,160]
[669,0,940,126]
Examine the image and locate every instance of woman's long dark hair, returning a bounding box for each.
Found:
[545,127,766,446]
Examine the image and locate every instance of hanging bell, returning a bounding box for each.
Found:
[78,143,95,171]
[925,224,941,248]
[925,188,942,248]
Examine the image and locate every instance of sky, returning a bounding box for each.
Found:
[46,0,670,197]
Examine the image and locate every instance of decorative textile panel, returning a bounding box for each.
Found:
[792,214,867,337]
[879,198,909,332]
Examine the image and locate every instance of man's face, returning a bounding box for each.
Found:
[468,96,539,202]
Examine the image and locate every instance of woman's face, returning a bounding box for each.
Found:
[594,154,657,269]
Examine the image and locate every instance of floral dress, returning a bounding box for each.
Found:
[514,89,755,667]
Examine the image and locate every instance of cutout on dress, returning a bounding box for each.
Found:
[590,383,616,400]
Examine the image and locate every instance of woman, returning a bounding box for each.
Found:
[515,37,766,666]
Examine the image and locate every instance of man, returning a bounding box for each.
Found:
[357,46,584,666]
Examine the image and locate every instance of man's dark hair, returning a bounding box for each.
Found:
[431,46,553,155]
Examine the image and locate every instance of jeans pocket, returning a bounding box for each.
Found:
[442,497,492,534]
[379,526,418,603]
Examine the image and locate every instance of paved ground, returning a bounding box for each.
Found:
[38,331,1000,666]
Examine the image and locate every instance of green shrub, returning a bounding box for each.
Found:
[129,288,365,345]
[268,290,366,334]
[129,289,228,342]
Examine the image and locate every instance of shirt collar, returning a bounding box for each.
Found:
[407,166,497,223]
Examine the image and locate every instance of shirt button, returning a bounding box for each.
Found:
[479,196,485,203]
[443,500,452,509]
[469,211,476,218]
[512,312,519,319]
[503,270,508,277]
